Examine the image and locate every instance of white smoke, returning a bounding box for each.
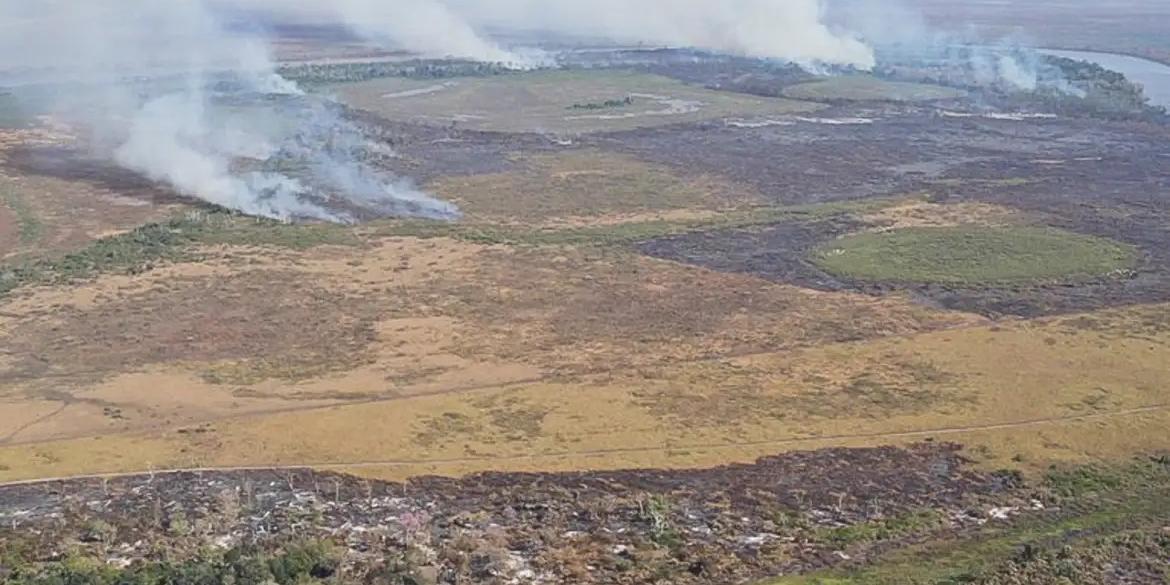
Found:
[233,0,876,69]
[328,0,534,66]
[0,0,459,223]
[827,0,1078,93]
[994,54,1038,92]
[0,0,880,222]
[457,0,875,69]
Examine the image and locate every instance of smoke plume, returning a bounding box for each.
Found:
[826,0,1069,93]
[233,0,876,69]
[0,0,881,222]
[0,0,459,223]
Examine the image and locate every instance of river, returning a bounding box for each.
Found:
[1040,48,1170,109]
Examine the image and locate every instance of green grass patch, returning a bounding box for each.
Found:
[5,540,340,585]
[0,211,360,297]
[772,502,1168,585]
[765,458,1170,585]
[814,509,946,548]
[810,226,1138,285]
[334,69,820,134]
[1044,456,1170,499]
[782,76,967,103]
[0,187,43,244]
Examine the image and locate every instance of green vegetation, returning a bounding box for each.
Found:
[810,226,1137,285]
[814,509,946,547]
[333,70,819,133]
[782,76,966,103]
[1042,56,1162,115]
[3,541,339,585]
[639,494,683,550]
[568,96,634,110]
[767,457,1170,585]
[0,187,44,244]
[0,196,904,297]
[0,211,360,296]
[1044,457,1170,499]
[279,59,516,87]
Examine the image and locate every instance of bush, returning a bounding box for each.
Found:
[5,541,340,585]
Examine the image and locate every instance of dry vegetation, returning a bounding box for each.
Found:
[334,70,821,133]
[427,150,762,224]
[2,276,1168,482]
[0,129,183,261]
[1,70,1167,511]
[782,76,967,102]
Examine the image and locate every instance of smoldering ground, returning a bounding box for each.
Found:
[0,0,882,223]
[0,0,1096,223]
[0,0,460,223]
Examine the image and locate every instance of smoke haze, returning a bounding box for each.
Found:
[0,0,880,222]
[0,0,1076,222]
[227,0,876,69]
[0,0,459,223]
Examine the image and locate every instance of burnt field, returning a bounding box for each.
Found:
[4,444,1168,585]
[343,91,1170,318]
[624,110,1170,317]
[0,444,1038,584]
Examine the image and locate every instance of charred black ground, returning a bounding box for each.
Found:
[3,444,1168,585]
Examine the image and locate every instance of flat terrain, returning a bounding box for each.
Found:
[333,70,821,133]
[2,62,1169,480]
[833,0,1170,65]
[782,76,966,102]
[2,53,1170,584]
[809,226,1137,285]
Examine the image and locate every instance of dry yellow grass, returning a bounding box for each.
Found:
[1,301,1167,482]
[1,113,1165,491]
[1,232,974,447]
[335,70,820,133]
[429,150,762,223]
[860,200,1024,231]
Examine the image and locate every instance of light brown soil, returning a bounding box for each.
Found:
[0,204,19,257]
[861,201,1023,231]
[428,150,762,223]
[0,130,186,259]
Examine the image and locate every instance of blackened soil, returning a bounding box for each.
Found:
[1,444,1021,585]
[636,115,1170,318]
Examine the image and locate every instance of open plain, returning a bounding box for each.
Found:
[1,50,1169,584]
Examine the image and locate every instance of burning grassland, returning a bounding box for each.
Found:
[0,90,1167,483]
[1,6,1169,584]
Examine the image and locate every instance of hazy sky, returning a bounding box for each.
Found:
[0,0,883,71]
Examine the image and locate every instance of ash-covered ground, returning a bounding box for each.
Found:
[0,444,1027,585]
